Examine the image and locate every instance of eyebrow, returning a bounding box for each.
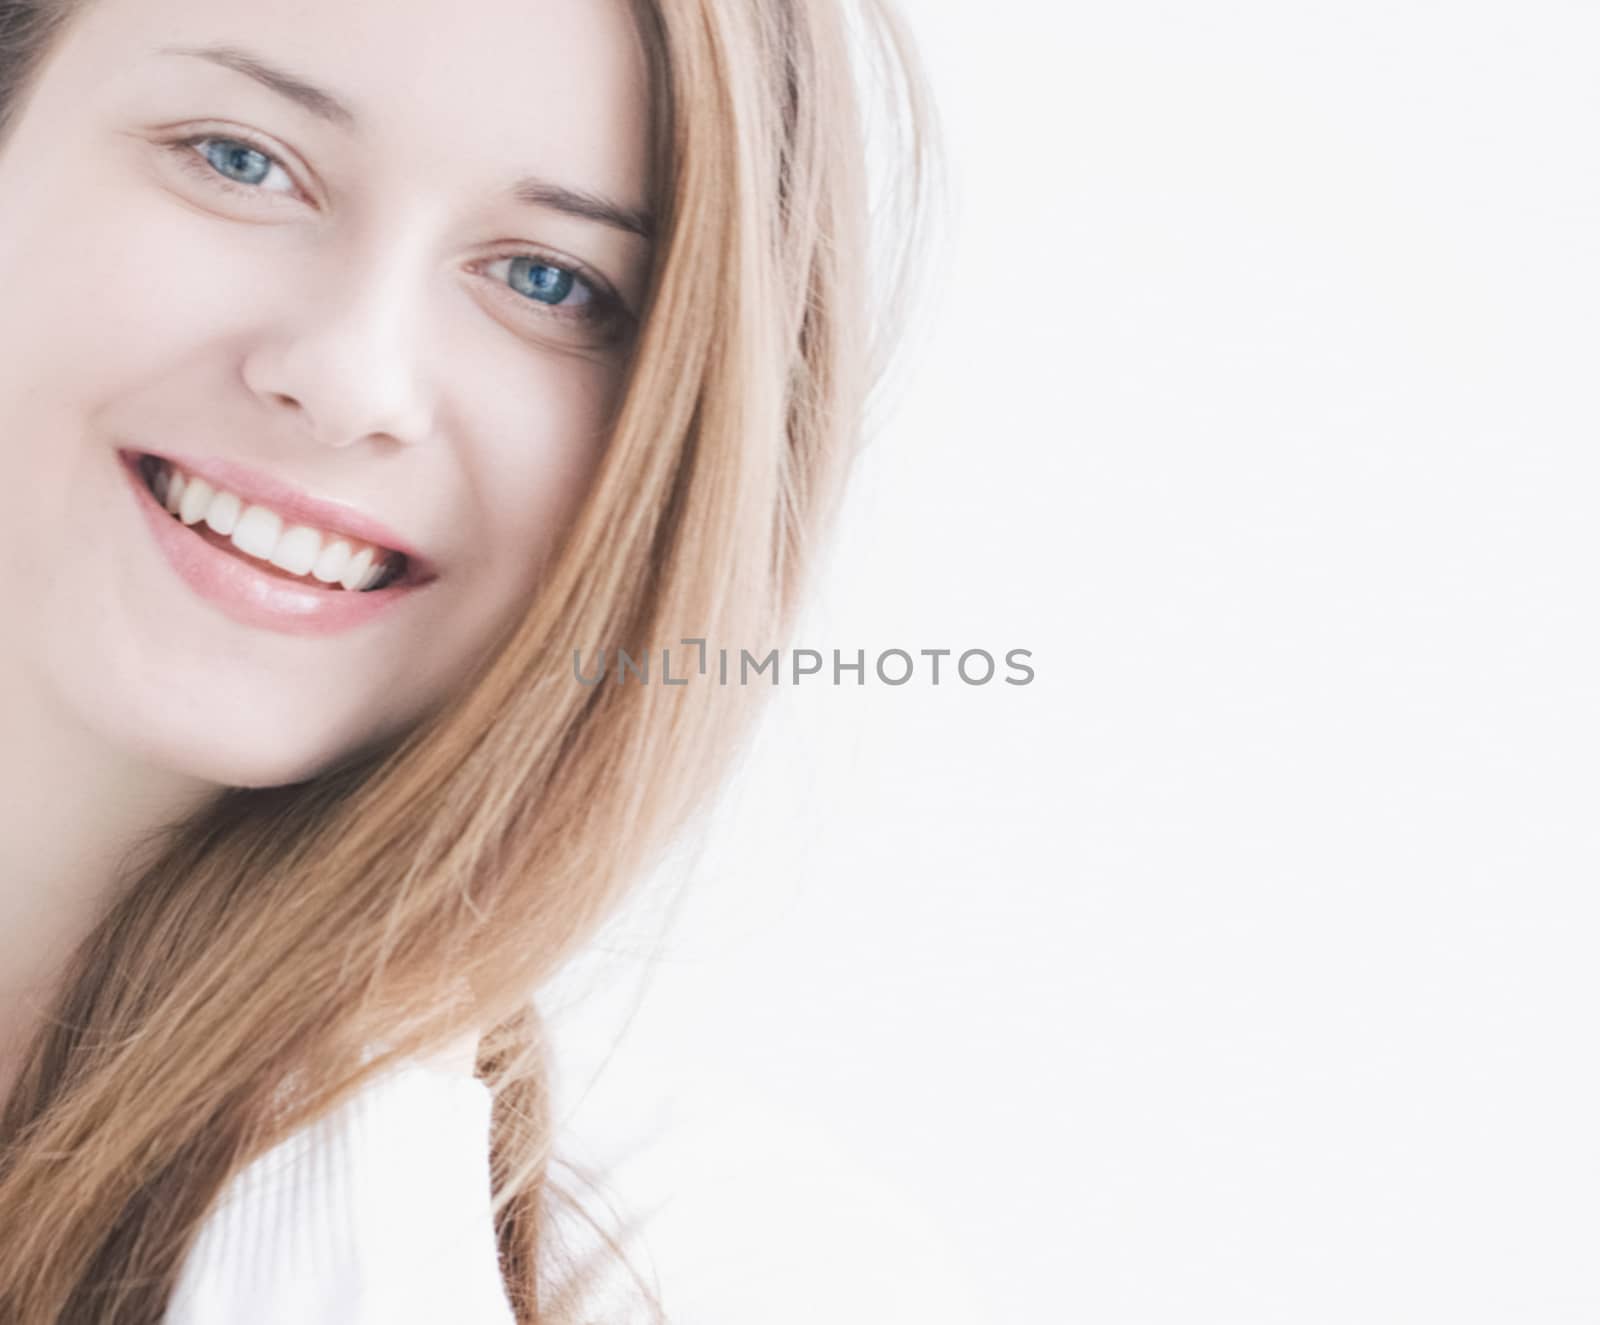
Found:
[157,43,656,241]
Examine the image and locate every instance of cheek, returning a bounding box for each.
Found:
[0,167,238,412]
[464,352,627,592]
[376,357,625,716]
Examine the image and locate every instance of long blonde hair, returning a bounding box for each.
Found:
[0,0,941,1319]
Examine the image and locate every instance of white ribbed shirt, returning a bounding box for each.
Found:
[163,1051,985,1324]
[166,1059,516,1324]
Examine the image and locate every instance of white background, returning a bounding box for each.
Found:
[545,3,1600,1322]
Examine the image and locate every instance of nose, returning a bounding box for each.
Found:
[239,246,438,451]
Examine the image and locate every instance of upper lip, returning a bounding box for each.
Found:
[125,448,438,582]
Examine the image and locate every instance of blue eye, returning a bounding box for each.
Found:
[173,134,295,195]
[199,138,273,187]
[511,259,575,304]
[477,254,631,342]
[164,132,634,344]
[491,256,593,312]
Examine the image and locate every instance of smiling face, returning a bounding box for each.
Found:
[0,0,655,786]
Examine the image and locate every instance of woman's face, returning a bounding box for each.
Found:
[0,0,653,786]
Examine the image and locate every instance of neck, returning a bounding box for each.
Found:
[0,651,216,1056]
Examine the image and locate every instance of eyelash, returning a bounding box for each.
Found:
[160,132,633,344]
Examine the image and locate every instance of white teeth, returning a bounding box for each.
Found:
[204,490,242,537]
[312,539,353,584]
[271,524,323,577]
[230,505,282,560]
[179,477,214,526]
[143,457,403,591]
[339,546,376,592]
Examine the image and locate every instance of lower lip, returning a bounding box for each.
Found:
[119,449,434,638]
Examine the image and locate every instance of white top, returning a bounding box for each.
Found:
[165,1053,986,1324]
[166,1058,517,1324]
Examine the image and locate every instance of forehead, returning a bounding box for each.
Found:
[62,0,654,210]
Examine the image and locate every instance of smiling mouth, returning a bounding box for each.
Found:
[133,452,416,592]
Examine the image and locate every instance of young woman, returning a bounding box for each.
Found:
[0,0,937,1320]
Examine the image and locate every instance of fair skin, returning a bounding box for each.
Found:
[0,0,653,1087]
